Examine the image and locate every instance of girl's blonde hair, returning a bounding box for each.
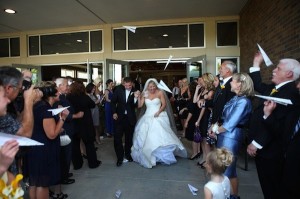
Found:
[206,148,233,175]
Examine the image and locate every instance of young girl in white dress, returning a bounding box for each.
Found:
[204,148,233,199]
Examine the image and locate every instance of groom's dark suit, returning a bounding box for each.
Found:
[111,85,138,164]
[249,71,299,199]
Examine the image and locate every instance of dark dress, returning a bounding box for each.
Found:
[67,93,99,169]
[185,101,200,141]
[176,90,189,119]
[27,100,60,186]
[104,89,114,135]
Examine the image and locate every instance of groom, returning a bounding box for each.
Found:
[111,77,140,167]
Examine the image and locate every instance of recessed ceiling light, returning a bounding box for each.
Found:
[4,9,16,14]
[77,39,82,42]
[163,34,168,37]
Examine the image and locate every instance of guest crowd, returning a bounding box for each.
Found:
[0,51,299,199]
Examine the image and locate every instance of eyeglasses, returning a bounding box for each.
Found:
[12,85,23,91]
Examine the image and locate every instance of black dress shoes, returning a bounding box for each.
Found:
[89,160,102,169]
[116,160,123,167]
[61,178,75,185]
[126,156,133,162]
[68,173,73,178]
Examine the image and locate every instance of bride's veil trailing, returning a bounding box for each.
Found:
[137,78,177,134]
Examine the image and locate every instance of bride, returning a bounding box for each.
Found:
[131,78,187,168]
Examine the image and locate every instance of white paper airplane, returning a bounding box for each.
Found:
[115,190,122,198]
[255,95,293,106]
[164,55,173,70]
[123,26,136,33]
[48,106,70,116]
[257,44,273,66]
[188,184,198,196]
[0,132,44,146]
[158,80,172,94]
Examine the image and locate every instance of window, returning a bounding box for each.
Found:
[41,32,89,54]
[128,25,187,50]
[0,37,20,57]
[0,38,9,57]
[113,23,205,51]
[29,36,39,56]
[189,24,204,47]
[10,38,20,57]
[217,22,238,46]
[61,69,75,78]
[114,29,126,50]
[90,30,102,52]
[77,71,87,79]
[28,30,103,56]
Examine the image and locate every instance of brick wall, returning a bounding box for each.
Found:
[239,0,300,82]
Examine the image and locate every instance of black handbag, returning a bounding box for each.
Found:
[193,127,202,143]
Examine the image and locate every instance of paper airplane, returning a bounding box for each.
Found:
[48,106,70,116]
[158,80,172,94]
[188,184,198,196]
[257,44,273,66]
[115,190,122,198]
[255,95,293,106]
[0,132,44,146]
[123,26,136,33]
[164,55,173,70]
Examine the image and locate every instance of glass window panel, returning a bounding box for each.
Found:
[10,37,20,57]
[29,36,40,56]
[189,24,204,47]
[217,22,238,46]
[61,69,75,77]
[128,25,187,50]
[90,30,102,52]
[114,29,126,50]
[77,71,87,79]
[41,32,89,55]
[0,38,9,57]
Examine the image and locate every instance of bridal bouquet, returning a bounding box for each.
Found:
[0,174,24,199]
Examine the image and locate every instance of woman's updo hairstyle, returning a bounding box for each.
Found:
[206,148,233,175]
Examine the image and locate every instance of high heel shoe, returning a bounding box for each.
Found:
[190,151,202,160]
[197,161,206,169]
[189,153,200,160]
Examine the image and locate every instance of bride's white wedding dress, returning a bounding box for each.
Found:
[131,98,187,168]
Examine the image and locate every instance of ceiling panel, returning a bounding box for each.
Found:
[0,0,248,34]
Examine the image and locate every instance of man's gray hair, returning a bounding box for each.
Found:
[0,66,23,87]
[280,59,300,80]
[55,77,65,87]
[223,61,237,74]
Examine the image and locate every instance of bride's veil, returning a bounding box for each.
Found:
[137,78,177,134]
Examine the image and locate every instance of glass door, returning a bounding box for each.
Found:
[186,55,206,82]
[12,64,41,84]
[105,59,129,86]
